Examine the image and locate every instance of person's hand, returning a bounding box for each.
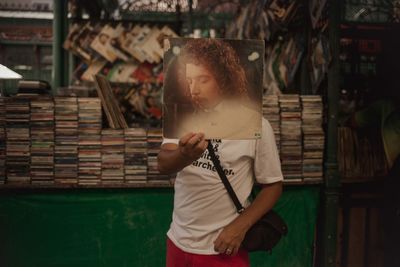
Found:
[178,132,208,161]
[213,221,248,256]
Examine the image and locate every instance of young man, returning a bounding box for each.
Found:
[158,39,283,267]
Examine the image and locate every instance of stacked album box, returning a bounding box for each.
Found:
[54,97,79,184]
[30,97,55,184]
[147,128,169,184]
[0,97,5,184]
[124,128,147,184]
[279,94,302,182]
[301,95,324,181]
[5,96,31,183]
[0,93,328,186]
[78,98,102,185]
[263,94,281,151]
[101,129,125,184]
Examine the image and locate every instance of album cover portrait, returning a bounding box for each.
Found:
[163,38,264,140]
[90,24,120,63]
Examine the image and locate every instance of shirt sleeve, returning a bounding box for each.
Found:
[254,118,284,184]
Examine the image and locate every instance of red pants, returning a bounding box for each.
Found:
[166,238,250,267]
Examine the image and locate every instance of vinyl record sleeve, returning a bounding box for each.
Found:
[163,38,264,140]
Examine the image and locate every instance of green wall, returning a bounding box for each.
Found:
[0,186,319,267]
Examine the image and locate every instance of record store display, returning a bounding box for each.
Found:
[146,128,170,184]
[338,127,389,179]
[30,97,55,184]
[0,98,5,184]
[301,95,324,182]
[124,128,147,184]
[226,0,329,94]
[54,97,79,184]
[78,98,102,185]
[101,129,125,184]
[0,93,326,186]
[63,23,178,129]
[263,94,281,152]
[5,96,31,183]
[279,94,303,182]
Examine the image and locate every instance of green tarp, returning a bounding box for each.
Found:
[0,186,319,267]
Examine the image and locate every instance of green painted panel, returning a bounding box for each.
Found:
[0,189,174,267]
[0,187,319,267]
[251,186,320,267]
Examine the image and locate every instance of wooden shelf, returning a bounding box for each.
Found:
[0,179,322,190]
[340,176,386,184]
[0,39,52,46]
[284,179,323,186]
[0,182,173,190]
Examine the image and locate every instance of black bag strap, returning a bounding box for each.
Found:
[207,142,245,214]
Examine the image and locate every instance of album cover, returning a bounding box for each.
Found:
[121,25,153,63]
[120,25,147,62]
[81,59,107,82]
[156,26,179,58]
[309,0,327,29]
[111,82,162,128]
[163,38,264,140]
[63,23,81,50]
[93,75,128,129]
[107,63,138,83]
[134,25,156,63]
[109,23,131,62]
[139,26,178,64]
[90,24,120,63]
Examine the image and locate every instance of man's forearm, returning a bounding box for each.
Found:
[231,181,283,232]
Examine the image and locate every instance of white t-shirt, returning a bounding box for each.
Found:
[162,118,283,255]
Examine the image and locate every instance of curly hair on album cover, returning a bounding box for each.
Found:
[178,38,248,98]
